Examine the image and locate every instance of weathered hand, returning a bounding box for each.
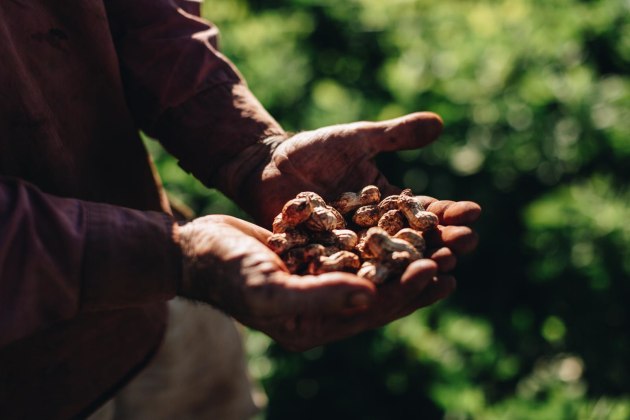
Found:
[206,112,480,348]
[174,215,456,351]
[227,112,480,264]
[239,112,446,226]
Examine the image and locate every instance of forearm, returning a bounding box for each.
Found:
[0,177,180,347]
[106,0,285,201]
[151,82,286,193]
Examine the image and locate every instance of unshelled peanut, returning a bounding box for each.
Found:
[267,185,440,283]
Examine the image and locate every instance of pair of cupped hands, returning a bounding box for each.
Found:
[174,112,481,351]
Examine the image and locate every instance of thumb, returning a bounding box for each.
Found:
[251,272,376,317]
[362,112,443,155]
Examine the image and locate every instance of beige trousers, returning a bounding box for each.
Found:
[89,298,260,420]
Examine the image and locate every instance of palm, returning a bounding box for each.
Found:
[275,129,385,194]
[177,215,448,351]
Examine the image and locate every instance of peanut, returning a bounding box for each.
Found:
[310,229,358,251]
[354,229,374,260]
[377,189,413,215]
[327,205,347,229]
[310,250,361,274]
[305,205,340,232]
[267,229,310,254]
[394,228,426,254]
[364,227,422,261]
[272,197,313,233]
[296,191,327,207]
[377,195,400,215]
[291,191,346,231]
[284,244,327,274]
[268,187,443,284]
[330,185,381,214]
[356,228,421,284]
[352,204,380,227]
[397,194,439,231]
[377,209,407,236]
[357,261,390,284]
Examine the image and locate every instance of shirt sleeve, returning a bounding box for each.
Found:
[104,0,285,187]
[0,177,180,348]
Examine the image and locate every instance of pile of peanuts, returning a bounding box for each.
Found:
[267,186,440,284]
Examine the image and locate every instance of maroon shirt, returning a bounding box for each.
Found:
[0,0,283,417]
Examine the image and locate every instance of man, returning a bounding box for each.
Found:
[0,0,480,418]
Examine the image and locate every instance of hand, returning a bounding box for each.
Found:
[222,112,480,264]
[238,112,445,225]
[174,215,456,351]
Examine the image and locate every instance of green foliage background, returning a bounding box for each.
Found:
[147,0,630,418]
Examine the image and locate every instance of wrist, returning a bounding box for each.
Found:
[173,219,215,303]
[171,216,241,306]
[212,133,289,219]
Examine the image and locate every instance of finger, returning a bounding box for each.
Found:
[226,218,273,243]
[424,225,479,255]
[330,260,438,330]
[399,259,439,290]
[202,214,272,244]
[427,247,457,272]
[248,272,376,317]
[274,272,450,351]
[277,269,452,350]
[343,259,438,316]
[286,271,451,349]
[361,112,443,155]
[398,274,457,318]
[363,259,438,320]
[415,195,438,208]
[426,200,482,225]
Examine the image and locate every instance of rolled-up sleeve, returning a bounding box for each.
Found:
[0,177,180,348]
[105,0,285,186]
